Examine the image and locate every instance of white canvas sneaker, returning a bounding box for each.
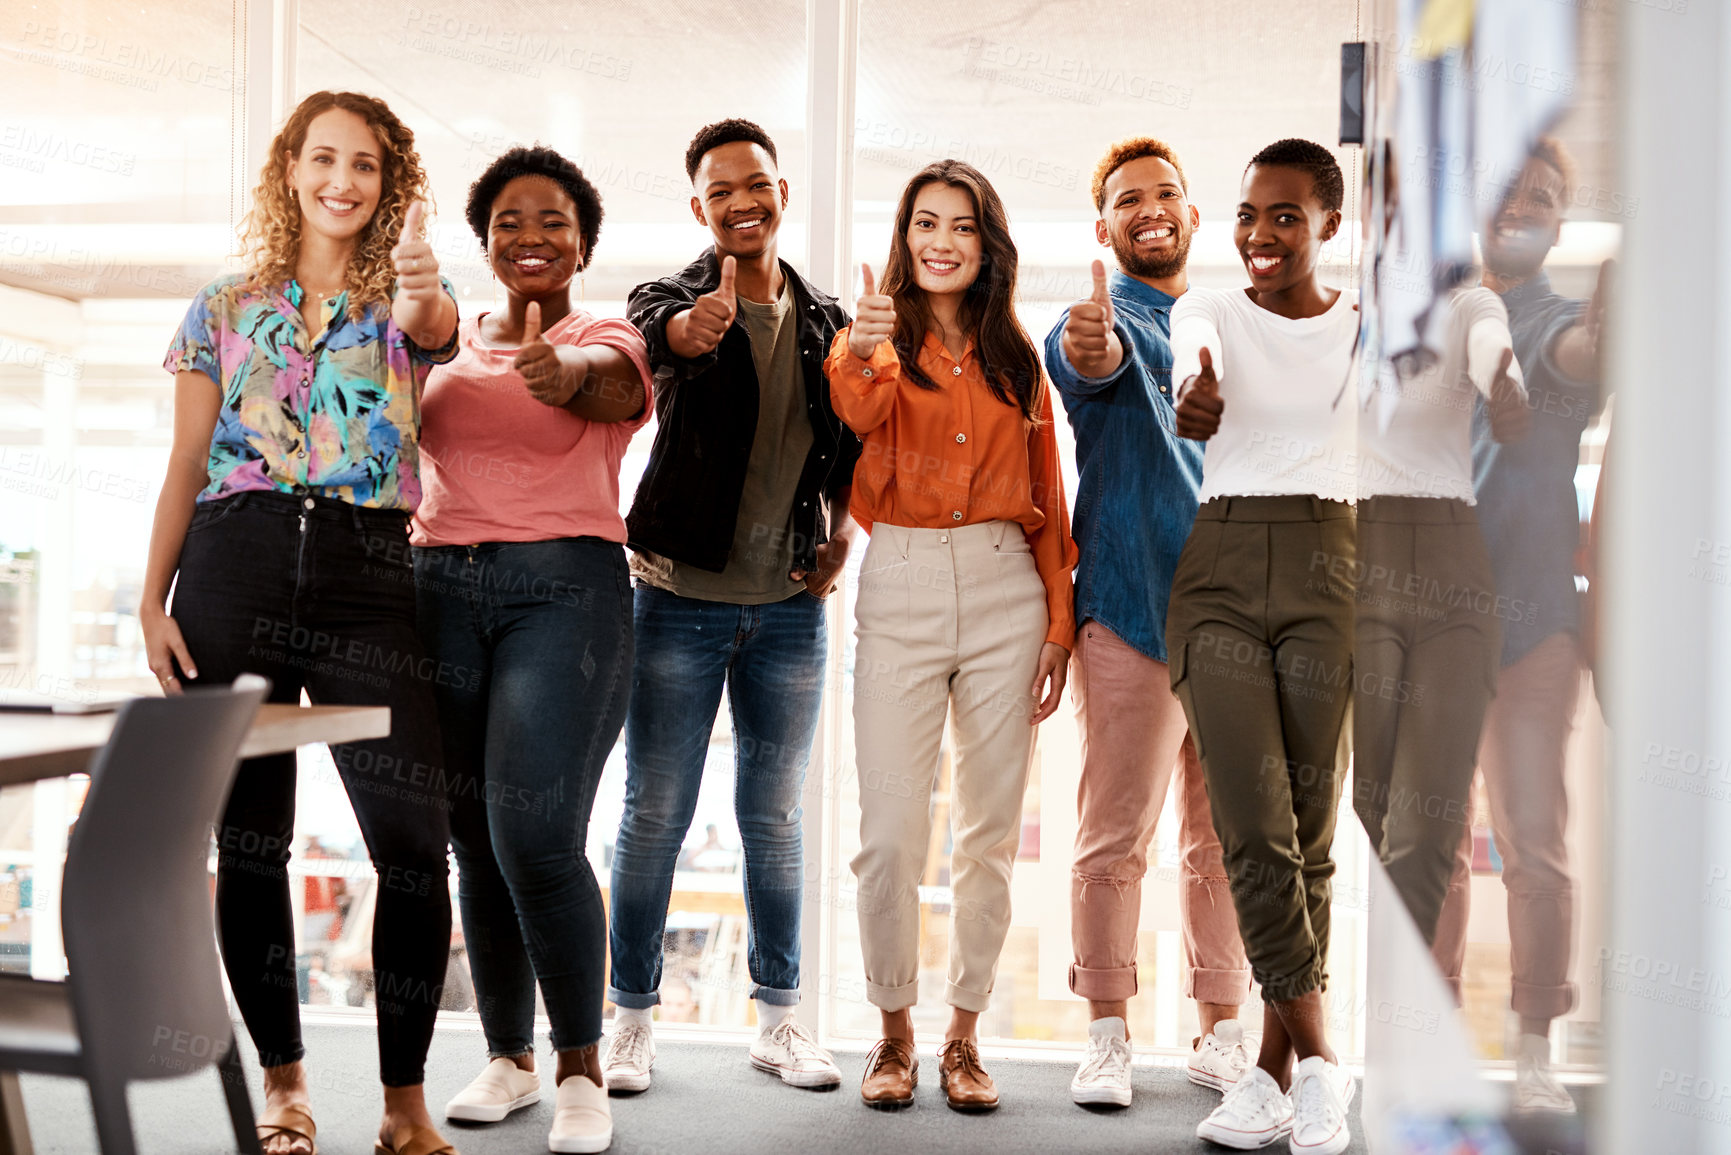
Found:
[1196,1065,1293,1149]
[749,1017,843,1088]
[548,1074,613,1154]
[600,1019,655,1094]
[1071,1017,1133,1107]
[1190,1019,1254,1093]
[1288,1055,1354,1155]
[1513,1033,1577,1113]
[444,1056,542,1123]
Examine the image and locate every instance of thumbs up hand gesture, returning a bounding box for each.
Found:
[669,254,739,360]
[1061,259,1124,378]
[848,263,897,361]
[1174,346,1225,441]
[515,301,574,407]
[390,201,441,306]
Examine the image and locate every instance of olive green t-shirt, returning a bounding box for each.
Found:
[631,280,813,603]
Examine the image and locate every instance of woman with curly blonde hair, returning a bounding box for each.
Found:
[139,90,462,1155]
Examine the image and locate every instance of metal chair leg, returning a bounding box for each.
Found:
[218,1035,262,1155]
[85,1074,137,1155]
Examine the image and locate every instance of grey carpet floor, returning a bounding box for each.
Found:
[19,1018,1373,1154]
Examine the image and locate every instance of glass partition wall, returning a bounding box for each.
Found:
[0,3,1621,1107]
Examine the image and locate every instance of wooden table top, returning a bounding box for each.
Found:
[0,702,391,787]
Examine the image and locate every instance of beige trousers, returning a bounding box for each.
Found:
[850,520,1048,1013]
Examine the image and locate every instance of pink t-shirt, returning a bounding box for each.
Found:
[410,311,653,547]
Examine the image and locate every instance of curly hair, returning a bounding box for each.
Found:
[1246,138,1344,214]
[464,146,604,267]
[684,117,778,182]
[1091,136,1188,212]
[238,91,431,320]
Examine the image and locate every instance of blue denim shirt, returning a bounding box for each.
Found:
[1045,271,1204,663]
[1471,273,1600,667]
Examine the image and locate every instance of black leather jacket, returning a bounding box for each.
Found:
[624,248,861,574]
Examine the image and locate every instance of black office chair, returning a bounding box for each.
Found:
[0,677,269,1155]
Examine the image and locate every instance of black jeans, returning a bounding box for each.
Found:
[172,490,452,1087]
[413,538,631,1054]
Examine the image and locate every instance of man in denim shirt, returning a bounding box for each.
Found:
[1045,138,1251,1110]
[1431,138,1606,1114]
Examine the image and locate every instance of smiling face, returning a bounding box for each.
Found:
[691,140,787,260]
[1483,155,1564,280]
[1098,155,1197,280]
[1234,163,1341,294]
[906,181,984,298]
[486,175,582,298]
[285,108,385,243]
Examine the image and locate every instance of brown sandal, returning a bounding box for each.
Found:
[373,1126,456,1155]
[256,1102,317,1155]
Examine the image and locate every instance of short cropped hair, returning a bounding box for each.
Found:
[684,118,778,182]
[1091,137,1188,212]
[1246,138,1345,214]
[465,145,604,264]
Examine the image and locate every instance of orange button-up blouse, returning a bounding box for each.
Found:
[826,327,1078,649]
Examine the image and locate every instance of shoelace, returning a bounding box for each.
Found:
[1218,1069,1278,1121]
[867,1039,913,1076]
[771,1018,829,1068]
[608,1023,651,1069]
[1076,1036,1130,1083]
[941,1039,988,1082]
[1291,1069,1338,1129]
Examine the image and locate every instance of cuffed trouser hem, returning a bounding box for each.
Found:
[1257,969,1325,1005]
[606,986,660,1010]
[946,982,992,1013]
[1068,962,1138,1001]
[751,984,801,1007]
[1187,966,1253,1006]
[867,978,920,1012]
[1512,979,1576,1021]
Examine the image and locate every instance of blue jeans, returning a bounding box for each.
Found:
[414,538,632,1053]
[607,584,826,1009]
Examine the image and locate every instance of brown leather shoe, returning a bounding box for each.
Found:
[938,1038,999,1111]
[860,1038,918,1108]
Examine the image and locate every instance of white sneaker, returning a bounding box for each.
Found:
[548,1074,613,1153]
[444,1056,542,1122]
[600,1019,655,1094]
[749,1016,843,1088]
[1071,1017,1133,1107]
[1513,1033,1576,1113]
[1288,1055,1354,1155]
[1190,1019,1254,1093]
[1196,1065,1292,1149]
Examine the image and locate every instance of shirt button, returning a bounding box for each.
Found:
[951,511,963,521]
[302,498,315,511]
[1160,386,1168,393]
[939,534,949,543]
[862,367,874,378]
[955,433,966,444]
[951,365,962,376]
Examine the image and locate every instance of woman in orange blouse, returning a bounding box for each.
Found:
[826,159,1077,1112]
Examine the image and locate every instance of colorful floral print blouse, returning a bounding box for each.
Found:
[164,274,460,511]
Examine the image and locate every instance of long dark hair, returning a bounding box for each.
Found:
[878,160,1041,421]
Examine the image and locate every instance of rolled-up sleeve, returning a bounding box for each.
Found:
[1026,383,1079,649]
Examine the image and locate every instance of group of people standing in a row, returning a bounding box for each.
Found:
[140,87,1603,1155]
